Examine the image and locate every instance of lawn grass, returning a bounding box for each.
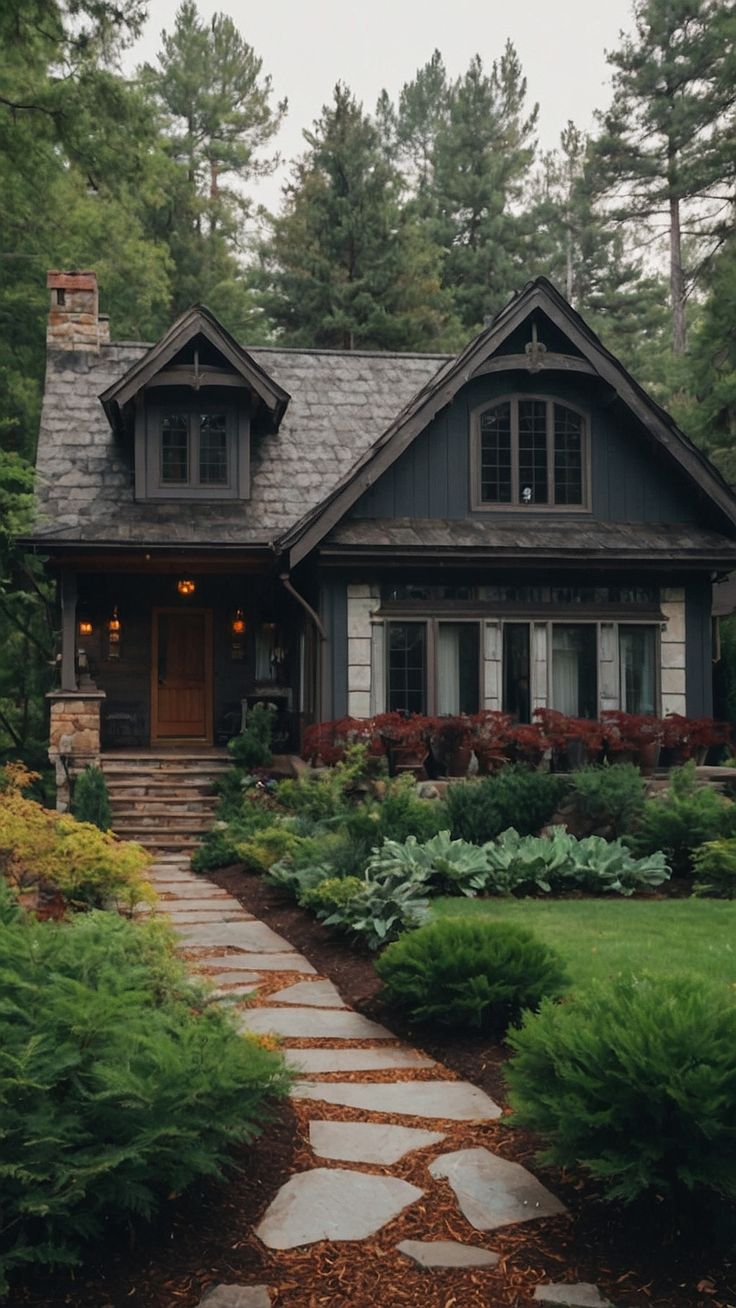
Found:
[432,897,736,992]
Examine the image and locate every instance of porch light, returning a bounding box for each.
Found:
[107,606,121,660]
[78,619,93,636]
[231,609,246,637]
[177,578,196,596]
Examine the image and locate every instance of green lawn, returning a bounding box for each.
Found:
[432,897,736,991]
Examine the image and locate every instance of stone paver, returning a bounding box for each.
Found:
[429,1148,566,1229]
[292,1080,502,1120]
[285,1046,435,1073]
[164,907,251,921]
[206,971,263,986]
[176,921,294,951]
[157,883,230,898]
[269,979,347,1007]
[195,951,316,974]
[239,1008,394,1040]
[396,1239,499,1269]
[212,984,261,1000]
[199,1286,272,1307]
[309,1121,444,1164]
[533,1285,611,1307]
[255,1167,423,1249]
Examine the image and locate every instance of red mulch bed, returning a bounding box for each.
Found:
[210,864,736,1308]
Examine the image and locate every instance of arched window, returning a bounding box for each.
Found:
[473,397,588,509]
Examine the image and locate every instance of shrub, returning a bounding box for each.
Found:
[191,794,275,872]
[628,763,736,876]
[446,766,568,844]
[341,776,448,869]
[300,875,365,915]
[228,703,274,768]
[376,918,568,1037]
[0,789,152,911]
[567,764,646,837]
[71,764,112,831]
[0,906,290,1293]
[233,824,302,872]
[485,827,670,896]
[692,838,736,898]
[507,975,736,1206]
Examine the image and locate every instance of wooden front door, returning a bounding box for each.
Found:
[152,609,213,742]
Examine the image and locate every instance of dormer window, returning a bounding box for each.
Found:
[142,401,247,500]
[160,410,230,488]
[472,397,589,510]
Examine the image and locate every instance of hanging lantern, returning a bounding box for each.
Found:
[107,606,121,660]
[177,579,196,596]
[78,619,93,637]
[231,609,246,637]
[231,608,246,661]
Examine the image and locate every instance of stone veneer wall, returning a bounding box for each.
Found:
[659,587,687,716]
[47,691,105,812]
[346,583,381,718]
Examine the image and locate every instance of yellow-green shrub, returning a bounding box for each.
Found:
[0,789,153,911]
[233,824,302,872]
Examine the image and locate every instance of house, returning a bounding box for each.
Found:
[28,270,736,808]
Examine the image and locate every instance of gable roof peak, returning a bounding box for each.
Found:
[99,301,290,435]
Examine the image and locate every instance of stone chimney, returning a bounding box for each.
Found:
[46,270,108,351]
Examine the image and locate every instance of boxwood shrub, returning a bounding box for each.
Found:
[375,917,568,1037]
[445,766,568,844]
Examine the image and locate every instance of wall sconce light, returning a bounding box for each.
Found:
[231,608,246,661]
[177,579,196,596]
[78,619,93,637]
[107,605,121,660]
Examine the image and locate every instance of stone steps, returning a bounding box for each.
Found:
[101,751,230,852]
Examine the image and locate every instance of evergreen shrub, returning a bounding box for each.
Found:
[507,975,736,1206]
[300,875,364,915]
[0,788,152,911]
[628,763,736,875]
[375,918,568,1036]
[72,764,112,831]
[0,907,290,1292]
[692,838,736,898]
[228,702,274,768]
[446,766,568,844]
[567,763,646,836]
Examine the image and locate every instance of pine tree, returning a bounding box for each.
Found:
[595,0,736,354]
[675,233,736,476]
[430,44,538,333]
[140,1,285,326]
[526,123,671,391]
[259,84,456,350]
[394,49,449,197]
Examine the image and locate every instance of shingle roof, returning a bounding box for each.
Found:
[31,342,448,546]
[323,517,736,563]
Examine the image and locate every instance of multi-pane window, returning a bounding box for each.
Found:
[551,624,598,718]
[619,625,657,714]
[158,409,231,491]
[476,397,587,508]
[388,623,426,715]
[386,621,480,715]
[480,403,512,503]
[161,414,189,484]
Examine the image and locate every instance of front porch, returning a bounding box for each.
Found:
[47,552,316,808]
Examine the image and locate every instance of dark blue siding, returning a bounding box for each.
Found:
[352,374,700,525]
[319,579,347,720]
[686,579,713,716]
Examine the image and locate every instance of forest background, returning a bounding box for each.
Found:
[1,0,735,772]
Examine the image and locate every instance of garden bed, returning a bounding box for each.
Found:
[212,863,736,1308]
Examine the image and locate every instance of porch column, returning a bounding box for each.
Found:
[60,571,78,692]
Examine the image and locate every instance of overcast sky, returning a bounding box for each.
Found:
[126,0,636,213]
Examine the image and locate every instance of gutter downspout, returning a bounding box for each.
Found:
[279,572,326,641]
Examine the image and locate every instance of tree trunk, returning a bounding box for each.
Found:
[669,194,687,354]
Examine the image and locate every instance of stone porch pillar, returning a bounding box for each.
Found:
[47,689,106,812]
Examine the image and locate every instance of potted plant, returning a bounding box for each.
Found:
[470,710,512,774]
[509,722,550,769]
[601,711,638,765]
[373,712,430,778]
[431,715,473,777]
[533,709,602,771]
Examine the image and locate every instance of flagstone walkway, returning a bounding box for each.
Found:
[148,855,614,1308]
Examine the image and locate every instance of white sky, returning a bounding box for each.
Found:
[126,0,636,213]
